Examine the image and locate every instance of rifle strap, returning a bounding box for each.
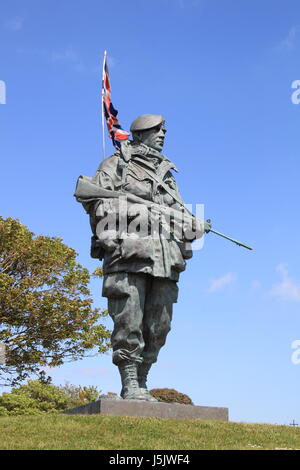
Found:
[135,164,193,216]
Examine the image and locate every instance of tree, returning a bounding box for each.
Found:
[0,216,111,386]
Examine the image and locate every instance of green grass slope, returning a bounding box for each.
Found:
[0,414,300,450]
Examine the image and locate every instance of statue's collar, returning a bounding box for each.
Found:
[125,142,179,173]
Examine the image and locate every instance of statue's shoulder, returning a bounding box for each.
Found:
[94,151,126,187]
[94,151,125,181]
[98,152,121,175]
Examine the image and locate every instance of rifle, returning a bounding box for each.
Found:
[74,176,253,250]
[208,225,252,250]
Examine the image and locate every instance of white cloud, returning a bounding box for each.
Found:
[50,47,100,74]
[278,26,300,50]
[208,272,236,293]
[51,47,79,64]
[270,264,300,301]
[5,16,24,31]
[79,366,110,377]
[16,45,100,74]
[251,280,262,290]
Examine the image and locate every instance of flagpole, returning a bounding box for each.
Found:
[101,50,107,160]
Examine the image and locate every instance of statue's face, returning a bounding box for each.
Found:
[137,123,166,152]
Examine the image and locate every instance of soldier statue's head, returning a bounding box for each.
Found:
[130,114,166,152]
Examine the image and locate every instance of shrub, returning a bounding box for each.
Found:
[0,380,101,416]
[0,380,68,416]
[149,388,194,405]
[0,392,42,416]
[58,382,101,409]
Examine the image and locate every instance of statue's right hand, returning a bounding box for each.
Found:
[97,230,119,252]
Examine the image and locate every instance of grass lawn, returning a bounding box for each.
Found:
[0,414,300,450]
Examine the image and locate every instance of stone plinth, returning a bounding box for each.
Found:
[63,399,228,421]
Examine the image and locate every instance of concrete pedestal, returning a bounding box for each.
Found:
[63,399,228,421]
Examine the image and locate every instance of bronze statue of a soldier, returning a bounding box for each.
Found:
[75,114,211,401]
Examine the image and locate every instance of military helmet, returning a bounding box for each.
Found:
[130,114,165,132]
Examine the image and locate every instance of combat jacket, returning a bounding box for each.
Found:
[86,142,196,282]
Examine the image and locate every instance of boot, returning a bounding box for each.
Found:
[118,362,146,400]
[138,362,158,402]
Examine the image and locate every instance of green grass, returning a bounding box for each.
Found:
[0,414,300,450]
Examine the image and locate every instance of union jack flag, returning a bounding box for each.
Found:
[102,51,130,150]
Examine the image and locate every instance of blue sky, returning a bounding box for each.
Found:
[1,0,300,426]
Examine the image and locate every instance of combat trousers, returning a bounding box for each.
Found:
[102,272,179,366]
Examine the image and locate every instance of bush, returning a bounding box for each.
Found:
[149,388,194,405]
[0,392,42,416]
[0,380,101,416]
[58,382,101,409]
[0,380,68,416]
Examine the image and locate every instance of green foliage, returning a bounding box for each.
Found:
[93,266,104,278]
[149,388,194,405]
[0,216,111,386]
[0,380,68,416]
[58,382,101,409]
[0,392,41,416]
[0,380,102,416]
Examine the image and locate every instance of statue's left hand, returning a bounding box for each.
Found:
[192,218,212,238]
[204,219,212,233]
